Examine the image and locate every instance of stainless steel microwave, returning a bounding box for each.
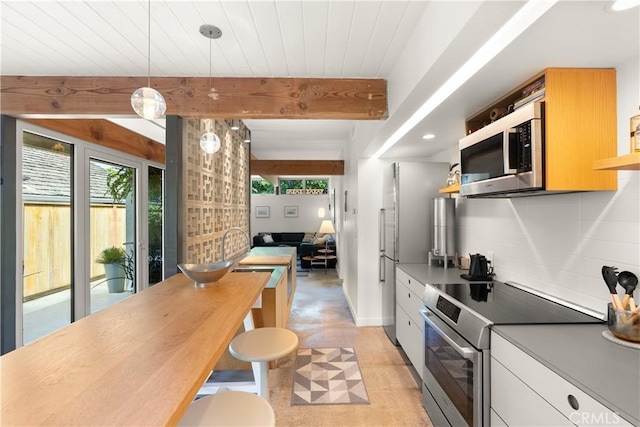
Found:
[459,101,544,197]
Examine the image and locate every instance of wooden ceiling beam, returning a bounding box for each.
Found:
[251,160,344,176]
[23,118,165,164]
[1,76,387,120]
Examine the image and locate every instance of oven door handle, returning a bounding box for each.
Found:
[420,309,475,360]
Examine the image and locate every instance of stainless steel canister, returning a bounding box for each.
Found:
[432,197,455,258]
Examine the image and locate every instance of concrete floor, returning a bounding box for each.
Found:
[268,268,433,426]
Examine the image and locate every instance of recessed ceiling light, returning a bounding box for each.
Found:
[422,134,435,140]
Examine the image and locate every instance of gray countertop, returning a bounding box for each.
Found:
[397,262,469,286]
[397,263,640,425]
[493,324,639,425]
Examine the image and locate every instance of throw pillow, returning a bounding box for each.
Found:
[314,236,327,245]
[263,234,274,243]
[303,232,315,242]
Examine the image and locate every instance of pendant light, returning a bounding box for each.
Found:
[131,0,166,120]
[199,24,222,154]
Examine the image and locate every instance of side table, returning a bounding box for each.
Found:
[314,255,337,275]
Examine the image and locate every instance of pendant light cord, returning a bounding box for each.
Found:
[147,0,151,88]
[209,36,212,132]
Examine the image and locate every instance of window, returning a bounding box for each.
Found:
[251,178,275,194]
[279,179,303,194]
[278,178,328,194]
[304,179,328,194]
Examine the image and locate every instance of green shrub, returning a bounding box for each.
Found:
[96,246,126,264]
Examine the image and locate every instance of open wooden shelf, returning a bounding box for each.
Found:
[438,183,460,194]
[593,152,640,171]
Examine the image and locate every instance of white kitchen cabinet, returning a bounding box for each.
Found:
[396,267,425,380]
[491,332,633,427]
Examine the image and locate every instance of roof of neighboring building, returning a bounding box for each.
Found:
[22,145,124,204]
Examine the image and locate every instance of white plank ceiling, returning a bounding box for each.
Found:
[1,1,639,163]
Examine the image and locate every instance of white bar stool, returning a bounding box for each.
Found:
[229,327,298,401]
[178,391,275,426]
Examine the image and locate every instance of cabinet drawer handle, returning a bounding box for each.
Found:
[408,279,411,284]
[408,320,411,326]
[408,293,411,298]
[567,394,579,410]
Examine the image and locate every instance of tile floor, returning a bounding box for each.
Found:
[268,268,433,426]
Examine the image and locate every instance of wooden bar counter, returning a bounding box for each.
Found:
[239,246,297,328]
[1,271,270,426]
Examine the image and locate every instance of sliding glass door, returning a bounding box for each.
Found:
[16,122,164,346]
[148,166,164,286]
[21,132,74,344]
[88,158,137,314]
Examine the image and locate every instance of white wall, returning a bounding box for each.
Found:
[250,194,332,236]
[456,56,640,316]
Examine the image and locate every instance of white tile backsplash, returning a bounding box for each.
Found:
[458,176,640,316]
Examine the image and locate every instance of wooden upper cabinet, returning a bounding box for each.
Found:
[466,68,618,192]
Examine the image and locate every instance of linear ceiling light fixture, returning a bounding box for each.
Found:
[609,0,640,11]
[199,24,223,154]
[131,0,167,120]
[372,0,559,159]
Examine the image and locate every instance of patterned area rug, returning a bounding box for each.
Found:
[291,347,370,406]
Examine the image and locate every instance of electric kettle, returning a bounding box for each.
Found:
[469,253,489,278]
[460,253,493,281]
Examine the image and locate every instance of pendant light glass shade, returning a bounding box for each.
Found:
[200,132,221,154]
[131,87,167,120]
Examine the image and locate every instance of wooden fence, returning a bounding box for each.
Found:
[23,203,126,300]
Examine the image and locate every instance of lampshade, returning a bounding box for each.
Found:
[131,87,167,120]
[200,132,221,154]
[318,220,335,234]
[317,207,325,218]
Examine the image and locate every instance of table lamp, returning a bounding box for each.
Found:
[318,220,335,254]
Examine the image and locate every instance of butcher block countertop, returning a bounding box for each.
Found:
[0,271,269,426]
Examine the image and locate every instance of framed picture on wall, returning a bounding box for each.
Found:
[255,206,270,218]
[284,206,298,218]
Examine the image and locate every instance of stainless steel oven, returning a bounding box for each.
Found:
[420,308,488,427]
[421,281,603,427]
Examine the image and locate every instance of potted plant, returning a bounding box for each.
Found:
[96,246,129,293]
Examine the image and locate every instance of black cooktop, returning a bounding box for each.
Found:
[429,281,604,325]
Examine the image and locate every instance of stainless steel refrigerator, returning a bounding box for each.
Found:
[379,161,449,344]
